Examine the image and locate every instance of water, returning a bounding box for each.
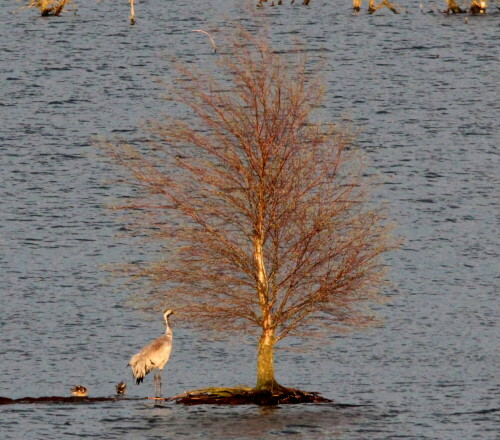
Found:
[0,1,498,438]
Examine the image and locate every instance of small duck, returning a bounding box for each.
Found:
[115,381,127,395]
[70,385,88,397]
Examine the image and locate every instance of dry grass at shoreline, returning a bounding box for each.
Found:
[24,0,72,16]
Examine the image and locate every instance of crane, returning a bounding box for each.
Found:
[128,309,173,399]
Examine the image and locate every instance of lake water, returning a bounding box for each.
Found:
[0,1,498,439]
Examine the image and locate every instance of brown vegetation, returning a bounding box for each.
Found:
[257,0,311,6]
[445,0,465,13]
[368,0,400,14]
[469,0,487,13]
[0,396,140,405]
[25,0,71,16]
[102,26,395,393]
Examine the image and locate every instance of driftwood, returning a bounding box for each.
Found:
[0,395,143,405]
[382,0,400,13]
[368,0,400,13]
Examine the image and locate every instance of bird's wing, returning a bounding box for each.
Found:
[138,335,171,354]
[136,335,172,368]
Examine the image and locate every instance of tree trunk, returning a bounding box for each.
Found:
[255,328,281,391]
[129,0,135,25]
[253,191,280,391]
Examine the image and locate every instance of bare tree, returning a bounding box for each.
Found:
[103,27,395,392]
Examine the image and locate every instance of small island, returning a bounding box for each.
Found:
[168,387,331,406]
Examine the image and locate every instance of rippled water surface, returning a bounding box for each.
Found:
[1,1,498,439]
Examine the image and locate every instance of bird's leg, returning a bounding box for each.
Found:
[155,370,161,398]
[158,370,162,398]
[154,371,159,398]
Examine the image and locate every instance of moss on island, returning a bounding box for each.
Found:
[167,386,332,406]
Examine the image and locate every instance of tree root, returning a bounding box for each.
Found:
[167,386,332,406]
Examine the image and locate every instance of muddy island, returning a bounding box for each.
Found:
[0,387,333,406]
[167,386,332,406]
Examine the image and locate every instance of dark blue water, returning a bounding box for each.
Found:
[1,1,498,439]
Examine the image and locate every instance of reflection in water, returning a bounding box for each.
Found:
[127,404,373,439]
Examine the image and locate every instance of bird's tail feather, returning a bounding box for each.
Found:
[128,354,155,385]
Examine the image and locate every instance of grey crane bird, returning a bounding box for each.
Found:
[128,309,173,398]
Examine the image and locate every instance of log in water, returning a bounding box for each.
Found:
[0,395,143,405]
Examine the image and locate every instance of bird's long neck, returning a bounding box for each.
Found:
[165,316,172,337]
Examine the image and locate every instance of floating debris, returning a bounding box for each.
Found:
[0,395,143,405]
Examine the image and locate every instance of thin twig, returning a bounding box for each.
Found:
[192,29,217,53]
